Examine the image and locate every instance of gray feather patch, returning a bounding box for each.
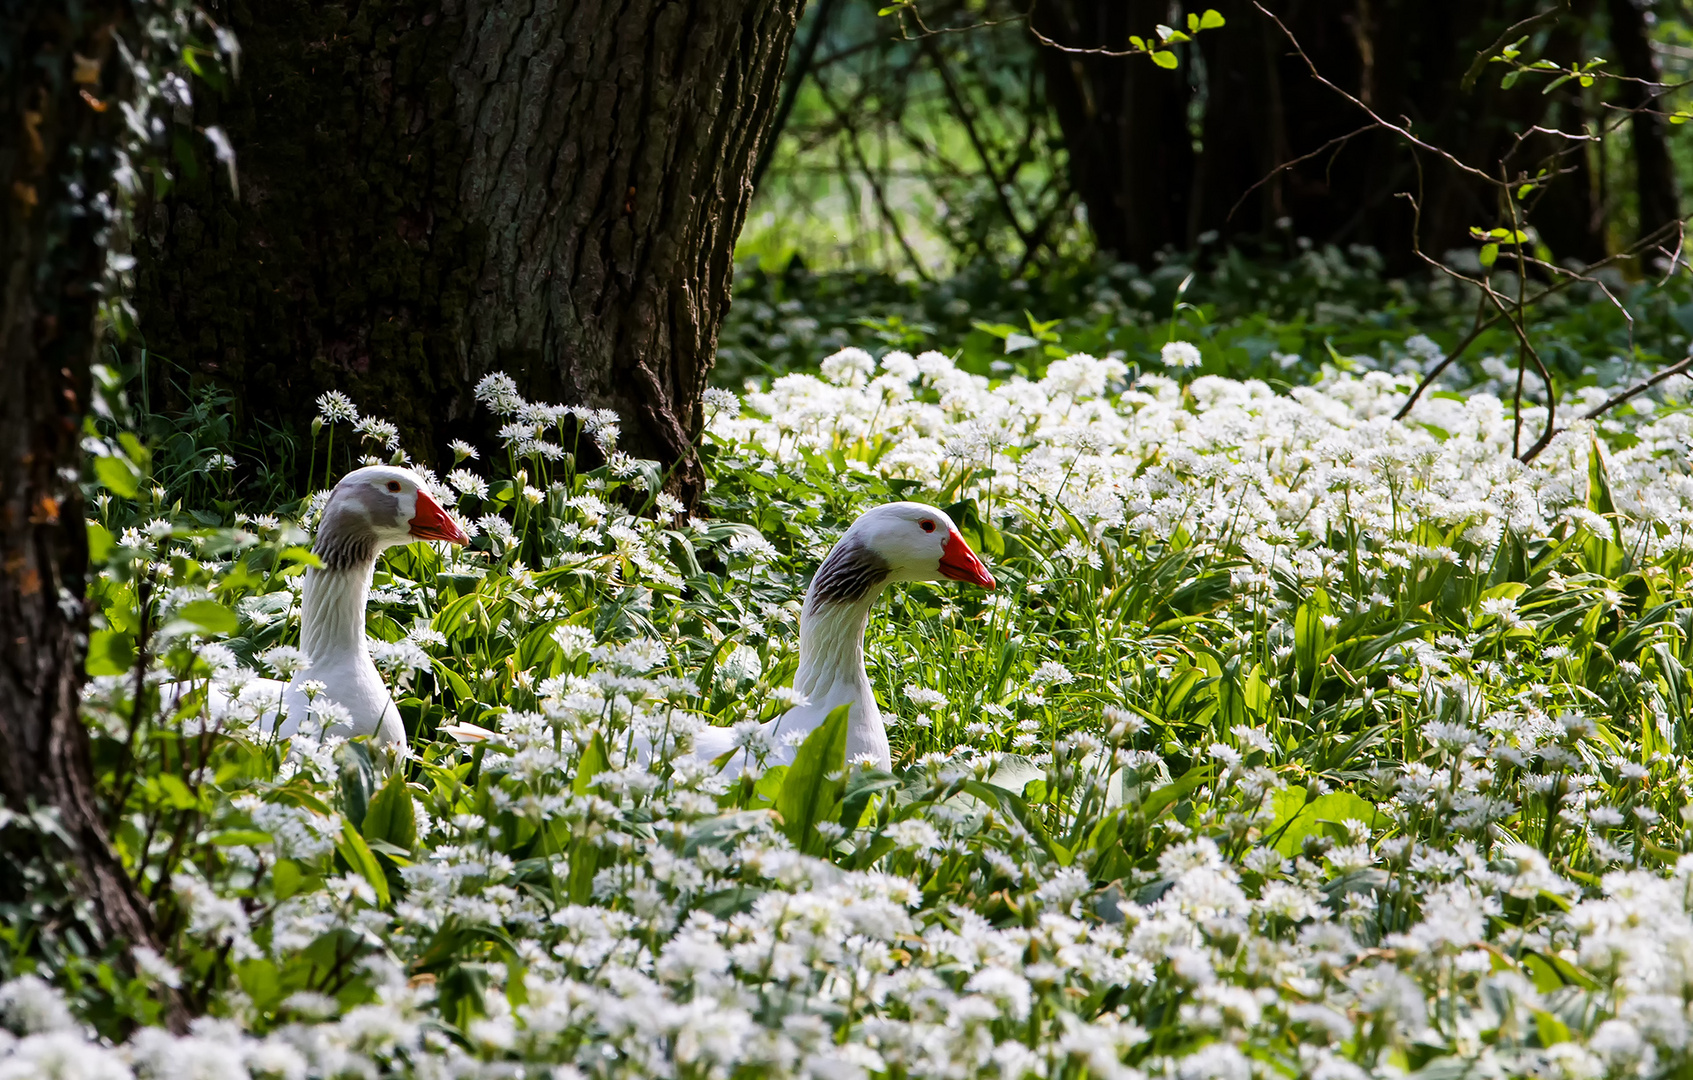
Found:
[313,483,398,571]
[810,537,891,605]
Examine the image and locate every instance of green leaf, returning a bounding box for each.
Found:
[1139,764,1213,821]
[87,522,113,564]
[1293,587,1332,685]
[1198,8,1225,28]
[564,732,613,903]
[85,629,136,676]
[1267,788,1383,856]
[362,770,417,854]
[338,744,377,833]
[775,704,850,854]
[840,768,900,830]
[1479,242,1499,267]
[572,733,611,797]
[173,599,237,636]
[1150,50,1178,69]
[272,859,306,901]
[94,455,140,499]
[211,830,273,847]
[279,546,322,567]
[431,658,474,704]
[337,819,391,907]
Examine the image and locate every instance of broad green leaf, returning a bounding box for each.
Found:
[337,819,391,907]
[363,770,418,854]
[1268,788,1383,856]
[85,629,135,676]
[173,599,237,636]
[572,732,611,796]
[1198,8,1225,28]
[87,522,113,564]
[564,732,612,903]
[211,830,273,847]
[1139,763,1212,821]
[775,704,850,855]
[1150,50,1178,69]
[94,454,140,498]
[1294,587,1332,685]
[338,743,376,830]
[273,859,305,901]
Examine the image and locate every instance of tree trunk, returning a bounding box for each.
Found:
[132,0,805,505]
[1040,0,1606,270]
[1031,0,1197,264]
[1606,0,1680,246]
[0,0,180,1019]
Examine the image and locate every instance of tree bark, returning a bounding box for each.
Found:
[132,0,805,506]
[1032,0,1196,264]
[1606,0,1680,245]
[0,0,180,1020]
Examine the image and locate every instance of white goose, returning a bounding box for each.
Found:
[236,466,468,744]
[691,502,996,775]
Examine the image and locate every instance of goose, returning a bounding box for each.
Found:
[689,502,996,775]
[213,466,469,745]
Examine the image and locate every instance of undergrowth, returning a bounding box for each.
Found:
[9,323,1693,1077]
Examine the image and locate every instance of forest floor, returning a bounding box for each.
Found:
[8,252,1693,1077]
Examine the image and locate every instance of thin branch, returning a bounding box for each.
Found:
[1460,2,1570,92]
[1578,355,1693,421]
[1226,124,1377,223]
[814,78,934,281]
[1393,213,1693,421]
[918,34,1037,256]
[1254,1,1502,187]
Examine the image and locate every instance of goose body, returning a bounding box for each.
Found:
[691,502,995,775]
[215,466,468,745]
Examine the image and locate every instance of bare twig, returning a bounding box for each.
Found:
[1254,1,1501,186]
[918,34,1037,256]
[814,79,935,281]
[1460,2,1570,93]
[1392,214,1691,421]
[1227,124,1377,224]
[1579,356,1693,421]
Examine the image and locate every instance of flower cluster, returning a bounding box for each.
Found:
[24,340,1693,1078]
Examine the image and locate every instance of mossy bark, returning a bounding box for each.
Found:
[1,0,183,1027]
[134,0,804,503]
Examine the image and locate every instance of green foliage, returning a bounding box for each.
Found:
[719,245,1693,393]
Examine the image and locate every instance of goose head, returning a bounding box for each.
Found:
[314,465,470,570]
[811,502,995,605]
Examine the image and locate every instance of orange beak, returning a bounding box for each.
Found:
[938,530,996,589]
[409,488,470,545]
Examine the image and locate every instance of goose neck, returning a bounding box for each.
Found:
[794,592,878,702]
[300,563,375,664]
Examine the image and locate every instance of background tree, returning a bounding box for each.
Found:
[753,0,1685,277]
[0,0,183,1026]
[133,0,807,504]
[1033,0,1615,269]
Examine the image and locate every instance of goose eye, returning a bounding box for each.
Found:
[386,481,402,493]
[919,520,936,533]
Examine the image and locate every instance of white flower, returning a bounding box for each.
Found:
[1030,660,1074,686]
[446,469,489,499]
[315,391,358,423]
[1161,340,1203,369]
[0,976,75,1034]
[820,347,876,387]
